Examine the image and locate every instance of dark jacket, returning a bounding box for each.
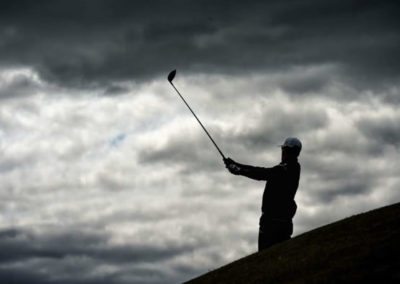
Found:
[235,160,301,221]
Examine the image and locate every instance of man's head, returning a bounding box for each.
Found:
[281,137,302,162]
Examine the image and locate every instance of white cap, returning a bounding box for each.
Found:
[281,137,302,151]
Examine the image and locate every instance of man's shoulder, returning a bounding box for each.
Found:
[272,163,287,172]
[275,162,300,172]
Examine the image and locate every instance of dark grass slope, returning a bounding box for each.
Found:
[185,202,400,284]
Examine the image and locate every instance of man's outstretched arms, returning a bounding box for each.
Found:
[223,157,273,181]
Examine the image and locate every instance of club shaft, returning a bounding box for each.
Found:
[170,82,225,159]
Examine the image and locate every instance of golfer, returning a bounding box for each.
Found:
[224,137,302,251]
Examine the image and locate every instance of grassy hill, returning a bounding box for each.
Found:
[185,202,400,283]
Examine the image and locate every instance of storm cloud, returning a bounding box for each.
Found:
[0,0,399,90]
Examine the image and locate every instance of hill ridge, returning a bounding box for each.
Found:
[185,202,400,283]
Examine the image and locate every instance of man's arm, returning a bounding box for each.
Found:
[224,157,273,181]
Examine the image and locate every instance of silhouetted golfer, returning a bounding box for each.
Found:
[224,137,302,251]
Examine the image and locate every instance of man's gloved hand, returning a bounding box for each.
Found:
[223,157,242,175]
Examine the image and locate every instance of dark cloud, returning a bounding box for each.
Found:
[0,268,50,284]
[103,85,130,96]
[306,165,375,203]
[0,70,42,99]
[235,106,328,151]
[279,70,332,95]
[0,228,19,239]
[0,228,191,264]
[0,227,195,284]
[0,0,398,91]
[321,179,373,202]
[357,115,400,148]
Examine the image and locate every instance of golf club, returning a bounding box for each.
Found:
[167,69,226,159]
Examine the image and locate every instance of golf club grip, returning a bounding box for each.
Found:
[170,82,225,159]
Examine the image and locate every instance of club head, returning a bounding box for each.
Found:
[168,69,176,82]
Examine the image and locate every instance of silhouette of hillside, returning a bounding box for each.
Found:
[185,202,400,283]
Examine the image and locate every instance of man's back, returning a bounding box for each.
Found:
[262,161,301,220]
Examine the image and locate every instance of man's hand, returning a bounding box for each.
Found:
[223,157,242,175]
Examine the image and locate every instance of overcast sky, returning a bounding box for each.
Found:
[1,0,399,283]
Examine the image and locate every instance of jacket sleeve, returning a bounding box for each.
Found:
[235,162,276,181]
